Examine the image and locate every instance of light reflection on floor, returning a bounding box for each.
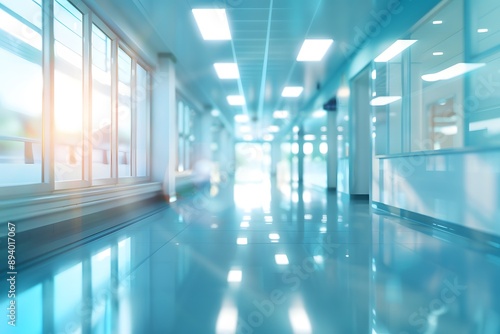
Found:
[0,178,499,333]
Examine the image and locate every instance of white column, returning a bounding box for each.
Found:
[298,126,305,183]
[327,111,338,189]
[151,53,176,199]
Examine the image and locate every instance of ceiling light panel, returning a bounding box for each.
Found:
[227,95,245,106]
[282,86,303,97]
[296,39,334,61]
[370,96,402,106]
[192,9,231,40]
[214,63,240,79]
[273,110,289,119]
[374,40,417,62]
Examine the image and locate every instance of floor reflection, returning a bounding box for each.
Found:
[0,178,499,333]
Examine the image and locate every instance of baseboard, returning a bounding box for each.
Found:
[372,202,500,247]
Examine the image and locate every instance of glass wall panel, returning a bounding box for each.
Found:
[0,0,43,186]
[409,0,465,151]
[92,25,112,179]
[118,48,132,177]
[54,0,84,182]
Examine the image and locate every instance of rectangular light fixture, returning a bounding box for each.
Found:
[227,95,245,106]
[477,28,489,33]
[432,20,443,25]
[282,86,303,97]
[234,114,250,123]
[433,51,444,56]
[304,135,316,141]
[421,63,485,82]
[192,9,231,40]
[370,96,402,106]
[240,221,250,228]
[227,270,242,282]
[374,40,417,62]
[296,39,333,61]
[268,125,280,133]
[275,254,289,265]
[273,110,289,119]
[237,237,248,245]
[214,63,240,79]
[269,233,280,240]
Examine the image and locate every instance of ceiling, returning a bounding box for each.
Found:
[102,0,401,139]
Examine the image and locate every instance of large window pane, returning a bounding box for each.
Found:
[54,0,84,182]
[0,0,43,186]
[92,25,112,180]
[136,65,148,177]
[118,48,132,177]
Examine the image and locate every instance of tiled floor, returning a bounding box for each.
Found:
[1,179,500,333]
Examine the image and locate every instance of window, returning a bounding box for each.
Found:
[53,0,84,182]
[0,0,43,186]
[0,0,151,193]
[177,98,194,172]
[92,24,113,180]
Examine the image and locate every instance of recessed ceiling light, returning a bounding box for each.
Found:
[304,135,316,141]
[433,20,443,25]
[370,96,402,106]
[268,125,280,133]
[227,95,245,106]
[282,86,303,97]
[236,237,248,245]
[214,63,240,79]
[269,233,280,240]
[374,40,417,62]
[296,39,334,61]
[421,63,485,82]
[273,110,289,119]
[275,254,289,265]
[192,9,231,40]
[239,125,251,133]
[227,270,242,282]
[234,114,249,123]
[433,51,444,56]
[477,28,489,33]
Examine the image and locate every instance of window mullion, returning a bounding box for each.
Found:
[43,0,55,189]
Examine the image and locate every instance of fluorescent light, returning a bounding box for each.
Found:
[478,28,489,33]
[304,135,316,141]
[239,125,251,133]
[273,110,289,119]
[237,237,248,245]
[312,110,326,118]
[214,63,240,79]
[282,86,303,97]
[211,109,220,117]
[269,233,280,240]
[436,125,458,135]
[268,125,280,133]
[234,114,250,123]
[433,20,443,25]
[227,270,242,283]
[227,95,245,106]
[296,39,333,61]
[240,221,250,228]
[421,63,485,82]
[275,254,289,265]
[371,70,377,80]
[433,51,444,56]
[264,216,273,223]
[370,96,402,106]
[374,40,417,62]
[192,9,231,40]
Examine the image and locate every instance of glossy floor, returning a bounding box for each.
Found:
[1,179,500,334]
